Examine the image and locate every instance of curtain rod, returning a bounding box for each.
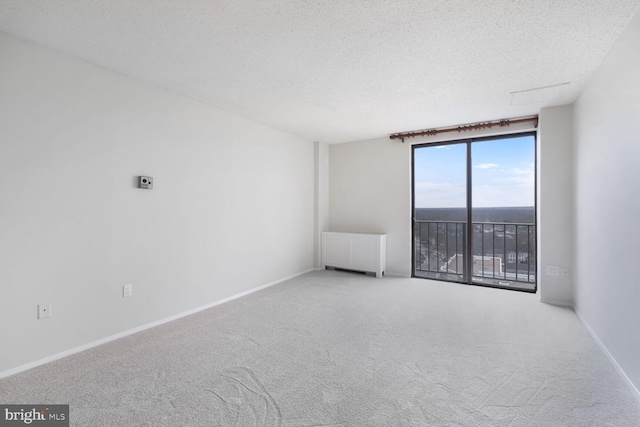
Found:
[389,115,539,143]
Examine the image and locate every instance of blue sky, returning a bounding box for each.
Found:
[414,135,535,208]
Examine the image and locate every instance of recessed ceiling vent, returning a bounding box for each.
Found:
[511,82,570,105]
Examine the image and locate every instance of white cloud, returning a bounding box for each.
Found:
[474,163,499,169]
[495,175,533,186]
[414,181,466,208]
[416,163,535,208]
[472,183,534,207]
[509,167,533,175]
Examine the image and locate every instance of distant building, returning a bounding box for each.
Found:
[507,251,529,263]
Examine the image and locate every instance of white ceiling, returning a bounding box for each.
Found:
[1,1,639,144]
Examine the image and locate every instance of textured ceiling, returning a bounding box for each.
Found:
[1,1,639,143]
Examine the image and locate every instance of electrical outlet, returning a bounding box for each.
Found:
[123,284,133,298]
[546,265,560,276]
[560,267,570,278]
[38,302,51,319]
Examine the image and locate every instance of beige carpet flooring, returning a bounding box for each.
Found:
[1,270,639,426]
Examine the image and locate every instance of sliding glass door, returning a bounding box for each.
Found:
[412,133,536,292]
[413,142,469,282]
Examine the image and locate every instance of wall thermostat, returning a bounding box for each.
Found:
[138,176,153,189]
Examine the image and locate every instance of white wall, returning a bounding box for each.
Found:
[329,137,411,276]
[314,141,329,268]
[573,10,640,397]
[537,105,574,306]
[0,33,314,373]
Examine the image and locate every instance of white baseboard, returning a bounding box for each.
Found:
[574,308,640,404]
[385,271,411,278]
[540,298,573,308]
[315,267,410,279]
[0,268,315,380]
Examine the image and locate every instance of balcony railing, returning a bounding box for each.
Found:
[414,220,536,289]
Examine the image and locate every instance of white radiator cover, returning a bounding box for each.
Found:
[321,232,387,277]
